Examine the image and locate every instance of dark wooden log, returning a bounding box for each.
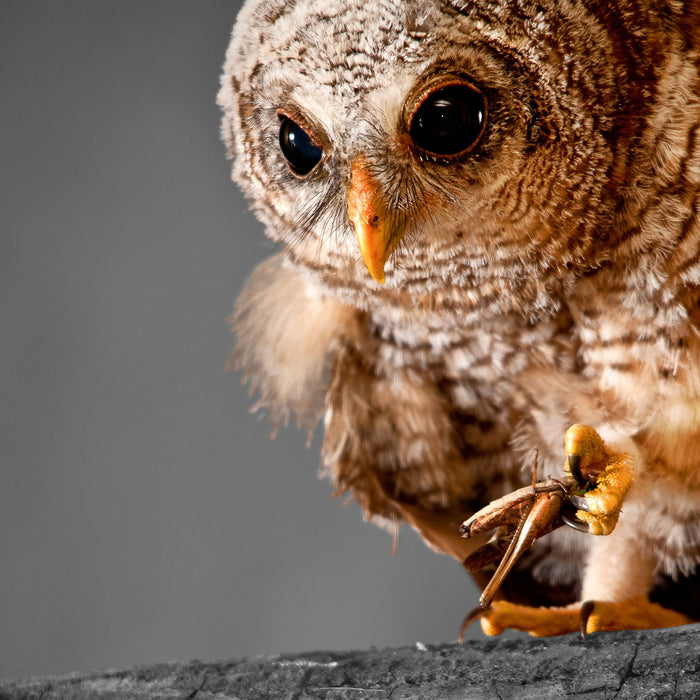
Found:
[2,624,700,699]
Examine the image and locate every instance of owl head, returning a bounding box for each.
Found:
[220,0,676,318]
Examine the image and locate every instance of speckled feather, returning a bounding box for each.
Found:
[220,0,700,615]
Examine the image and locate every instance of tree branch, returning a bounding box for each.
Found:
[2,625,699,699]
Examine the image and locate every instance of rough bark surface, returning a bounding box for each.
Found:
[2,625,699,699]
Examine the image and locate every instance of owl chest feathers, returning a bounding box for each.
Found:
[232,254,700,525]
[231,251,700,579]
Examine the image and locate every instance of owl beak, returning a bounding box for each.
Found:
[347,157,401,284]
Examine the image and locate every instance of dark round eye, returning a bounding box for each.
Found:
[409,83,486,156]
[278,115,323,176]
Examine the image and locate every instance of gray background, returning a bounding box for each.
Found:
[0,1,481,681]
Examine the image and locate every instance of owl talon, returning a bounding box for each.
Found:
[579,599,595,638]
[565,452,586,486]
[568,493,593,512]
[578,598,691,636]
[561,509,591,533]
[457,605,489,642]
[461,598,691,638]
[564,425,634,537]
[462,600,580,637]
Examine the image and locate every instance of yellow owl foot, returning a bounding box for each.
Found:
[563,424,634,536]
[460,598,691,639]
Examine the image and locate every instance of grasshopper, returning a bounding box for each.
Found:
[457,453,593,640]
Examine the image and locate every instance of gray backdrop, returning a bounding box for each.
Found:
[0,1,482,681]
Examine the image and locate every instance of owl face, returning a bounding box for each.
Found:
[220,0,625,315]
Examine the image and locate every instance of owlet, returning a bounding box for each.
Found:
[219,0,700,635]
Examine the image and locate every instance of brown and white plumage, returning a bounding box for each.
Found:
[220,0,700,631]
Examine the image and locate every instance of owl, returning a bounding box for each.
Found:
[219,0,700,636]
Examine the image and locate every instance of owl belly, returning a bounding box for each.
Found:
[322,305,576,519]
[631,480,700,579]
[323,332,524,517]
[641,398,700,491]
[628,397,700,578]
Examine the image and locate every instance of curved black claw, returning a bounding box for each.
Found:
[568,493,594,513]
[561,501,591,533]
[579,599,596,639]
[458,605,489,643]
[567,453,584,486]
[562,510,591,533]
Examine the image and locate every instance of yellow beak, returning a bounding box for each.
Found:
[347,157,401,284]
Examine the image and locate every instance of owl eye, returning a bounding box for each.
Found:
[278,115,323,176]
[408,83,486,156]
